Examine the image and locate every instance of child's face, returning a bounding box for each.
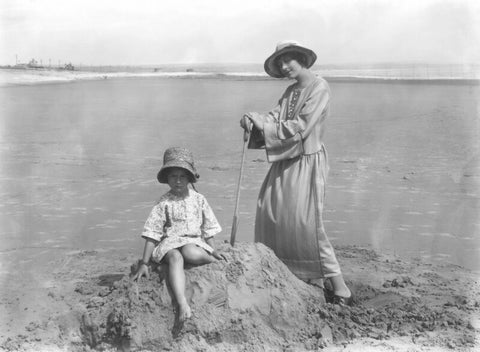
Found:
[167,168,190,196]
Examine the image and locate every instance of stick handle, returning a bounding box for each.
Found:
[243,128,249,142]
[230,129,250,247]
[230,215,239,247]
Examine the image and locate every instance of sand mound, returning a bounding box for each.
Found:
[90,242,329,351]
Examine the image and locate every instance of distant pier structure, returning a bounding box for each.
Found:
[10,55,75,71]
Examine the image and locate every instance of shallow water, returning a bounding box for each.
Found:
[0,77,478,271]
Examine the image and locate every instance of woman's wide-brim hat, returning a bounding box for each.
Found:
[264,40,317,78]
[157,147,199,183]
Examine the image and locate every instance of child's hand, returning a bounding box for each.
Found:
[211,251,227,261]
[132,263,150,281]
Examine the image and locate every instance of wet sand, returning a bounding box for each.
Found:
[1,77,478,266]
[0,76,479,350]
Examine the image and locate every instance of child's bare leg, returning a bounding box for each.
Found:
[164,249,191,322]
[181,244,214,265]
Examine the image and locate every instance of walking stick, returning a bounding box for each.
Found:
[230,127,250,247]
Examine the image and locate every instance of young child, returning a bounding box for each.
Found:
[132,147,223,325]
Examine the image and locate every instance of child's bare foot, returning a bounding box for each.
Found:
[178,303,192,322]
[171,302,191,337]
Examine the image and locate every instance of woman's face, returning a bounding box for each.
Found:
[167,167,190,196]
[277,54,304,79]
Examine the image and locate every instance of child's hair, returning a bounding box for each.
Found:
[166,167,197,184]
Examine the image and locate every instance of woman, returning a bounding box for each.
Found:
[240,40,352,305]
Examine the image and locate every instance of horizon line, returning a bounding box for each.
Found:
[2,61,480,68]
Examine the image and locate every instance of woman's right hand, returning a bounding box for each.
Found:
[240,114,253,132]
[132,263,150,281]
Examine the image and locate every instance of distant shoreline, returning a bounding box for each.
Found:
[1,67,479,87]
[324,76,480,85]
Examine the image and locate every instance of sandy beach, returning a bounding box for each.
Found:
[0,72,479,351]
[0,243,478,351]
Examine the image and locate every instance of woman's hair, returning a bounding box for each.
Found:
[275,52,308,69]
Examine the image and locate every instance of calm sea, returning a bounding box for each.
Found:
[0,77,479,271]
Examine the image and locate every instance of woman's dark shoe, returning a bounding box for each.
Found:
[332,293,354,306]
[324,288,354,306]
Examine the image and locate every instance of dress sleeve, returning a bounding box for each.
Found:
[263,81,330,161]
[247,103,281,149]
[200,196,222,239]
[141,203,166,242]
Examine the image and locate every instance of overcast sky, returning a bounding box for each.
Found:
[1,0,479,66]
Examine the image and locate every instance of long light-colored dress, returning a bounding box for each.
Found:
[250,76,341,280]
[141,189,221,262]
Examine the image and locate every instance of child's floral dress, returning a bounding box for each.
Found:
[141,189,221,262]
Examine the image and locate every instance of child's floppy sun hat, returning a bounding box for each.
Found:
[264,40,317,78]
[157,147,199,183]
